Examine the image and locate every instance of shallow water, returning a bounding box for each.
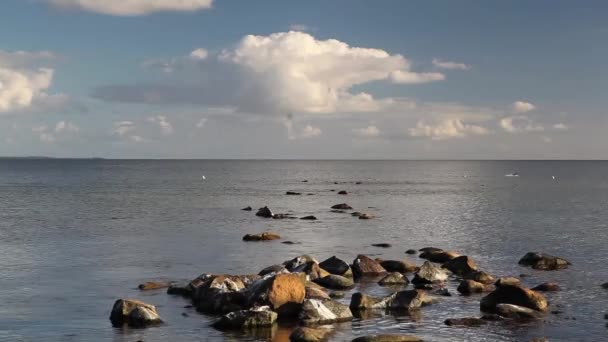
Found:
[0,160,606,341]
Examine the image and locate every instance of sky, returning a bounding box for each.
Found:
[0,0,607,159]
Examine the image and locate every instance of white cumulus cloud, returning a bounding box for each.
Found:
[500,115,544,133]
[147,115,173,135]
[111,121,136,136]
[432,58,470,70]
[353,125,381,138]
[409,119,489,140]
[189,48,208,60]
[55,121,79,133]
[553,123,568,131]
[300,124,322,138]
[49,0,213,16]
[511,101,536,113]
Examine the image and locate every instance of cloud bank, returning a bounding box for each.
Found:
[49,0,213,16]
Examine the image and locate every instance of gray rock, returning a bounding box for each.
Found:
[496,303,545,320]
[412,261,448,284]
[350,290,429,311]
[110,299,162,328]
[212,306,277,329]
[378,272,409,286]
[518,252,571,270]
[331,203,353,210]
[313,274,354,290]
[299,299,353,325]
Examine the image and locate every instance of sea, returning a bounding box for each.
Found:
[0,159,606,341]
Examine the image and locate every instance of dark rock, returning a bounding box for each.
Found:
[319,256,351,276]
[532,282,560,292]
[313,274,354,290]
[528,338,549,342]
[495,277,522,287]
[457,280,494,295]
[378,272,409,286]
[299,298,353,325]
[351,212,362,217]
[359,213,375,220]
[419,247,443,253]
[272,213,294,219]
[243,232,281,241]
[302,180,308,182]
[434,288,452,296]
[379,260,418,273]
[305,285,330,300]
[110,299,162,328]
[412,261,448,284]
[444,317,486,327]
[286,191,302,195]
[290,326,333,342]
[331,203,353,210]
[300,215,317,220]
[413,283,433,290]
[330,209,346,213]
[602,282,608,289]
[405,249,417,255]
[442,256,478,276]
[495,303,545,320]
[372,243,392,248]
[419,249,460,263]
[283,255,319,271]
[212,307,277,330]
[255,206,274,218]
[518,252,571,270]
[481,313,504,321]
[282,241,297,245]
[338,190,348,195]
[480,284,548,312]
[258,264,287,276]
[350,290,429,311]
[193,275,247,314]
[352,255,386,277]
[247,273,306,317]
[355,181,362,184]
[242,206,252,211]
[464,271,496,285]
[351,335,423,342]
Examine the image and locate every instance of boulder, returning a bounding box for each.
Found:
[290,326,333,342]
[480,284,548,312]
[305,285,330,300]
[351,212,362,217]
[338,190,348,195]
[299,299,353,325]
[412,261,448,284]
[457,280,494,295]
[273,213,295,219]
[330,209,346,213]
[292,262,329,281]
[286,191,302,195]
[350,290,428,311]
[313,274,354,290]
[193,275,247,314]
[247,273,306,317]
[319,256,351,276]
[495,303,545,320]
[518,252,571,270]
[602,282,608,289]
[531,282,560,292]
[284,255,319,271]
[372,243,392,248]
[495,277,522,287]
[351,335,423,342]
[259,264,287,276]
[138,281,171,291]
[110,299,162,327]
[300,215,317,220]
[352,255,386,277]
[379,260,418,273]
[419,247,443,253]
[331,203,353,210]
[212,306,277,330]
[444,317,486,327]
[167,274,213,297]
[359,213,375,220]
[283,241,297,245]
[442,256,478,276]
[242,206,252,211]
[464,271,495,285]
[405,249,417,255]
[419,249,460,263]
[378,272,409,286]
[243,232,281,241]
[256,206,274,218]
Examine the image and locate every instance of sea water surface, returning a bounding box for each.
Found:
[0,160,606,341]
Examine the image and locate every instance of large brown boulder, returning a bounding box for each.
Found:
[379,260,418,273]
[247,273,306,316]
[457,280,494,295]
[518,252,571,270]
[319,256,351,276]
[110,299,162,327]
[212,306,278,330]
[352,255,386,277]
[480,284,548,312]
[299,299,353,325]
[350,290,429,311]
[412,261,448,284]
[442,256,477,276]
[243,232,281,241]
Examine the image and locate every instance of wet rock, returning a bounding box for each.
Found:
[319,256,351,276]
[193,275,247,314]
[457,280,494,295]
[300,215,317,220]
[212,306,277,330]
[305,285,330,300]
[272,213,295,219]
[419,249,460,263]
[243,232,281,241]
[355,181,362,184]
[259,264,287,276]
[290,326,333,342]
[330,291,345,299]
[352,255,387,277]
[167,274,213,297]
[359,213,375,220]
[351,212,362,217]
[299,299,353,325]
[434,288,452,297]
[284,255,319,271]
[378,272,409,286]
[338,190,348,195]
[331,203,353,210]
[247,273,306,317]
[372,243,392,248]
[532,282,560,292]
[518,252,571,270]
[495,277,522,287]
[495,303,545,320]
[528,338,549,342]
[413,283,433,290]
[292,261,329,281]
[242,206,252,211]
[379,260,418,273]
[350,290,429,311]
[351,334,423,342]
[412,261,448,284]
[464,271,496,285]
[444,317,486,327]
[313,274,354,290]
[110,299,162,328]
[601,282,608,289]
[419,247,443,253]
[286,191,302,195]
[283,241,297,245]
[138,281,171,291]
[480,284,548,312]
[330,209,346,213]
[481,313,504,321]
[442,256,478,276]
[405,249,417,255]
[255,206,274,218]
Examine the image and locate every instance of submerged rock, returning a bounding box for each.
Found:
[480,284,548,312]
[338,190,348,195]
[351,334,423,342]
[255,206,274,218]
[464,271,496,285]
[352,255,386,277]
[495,303,545,320]
[212,306,277,330]
[531,282,560,292]
[419,249,460,263]
[442,256,478,276]
[247,273,306,317]
[444,317,487,327]
[518,252,571,270]
[300,215,317,220]
[457,280,494,295]
[313,274,354,290]
[379,260,418,273]
[110,299,162,328]
[359,213,375,220]
[299,298,353,325]
[330,209,346,213]
[243,232,281,241]
[412,261,448,284]
[350,290,429,311]
[242,206,252,211]
[378,272,409,286]
[290,326,333,342]
[495,277,522,287]
[405,249,417,255]
[138,281,171,291]
[286,191,302,195]
[372,243,392,248]
[331,203,353,210]
[319,256,351,276]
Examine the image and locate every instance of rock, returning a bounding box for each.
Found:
[313,274,354,290]
[351,212,362,217]
[300,215,317,220]
[284,255,319,271]
[138,281,171,291]
[359,213,375,220]
[444,318,486,327]
[419,247,443,253]
[286,191,302,195]
[457,280,494,295]
[290,326,333,342]
[243,232,281,241]
[167,274,213,297]
[442,256,478,276]
[464,271,495,285]
[495,303,545,320]
[330,291,345,299]
[193,275,247,314]
[480,284,548,312]
[292,261,329,280]
[481,314,504,321]
[338,190,348,195]
[372,243,391,248]
[379,260,418,273]
[282,241,297,244]
[352,255,386,277]
[434,288,452,297]
[351,334,423,342]
[331,203,353,210]
[378,272,409,286]
[259,264,287,276]
[419,249,460,263]
[212,306,277,330]
[412,261,448,284]
[110,299,162,327]
[242,206,252,211]
[247,273,306,317]
[518,252,571,270]
[350,290,428,311]
[528,338,549,342]
[405,249,417,255]
[355,181,362,184]
[256,206,274,218]
[319,256,351,276]
[299,299,353,325]
[532,282,560,292]
[601,282,608,289]
[330,209,346,213]
[273,213,294,219]
[495,277,522,287]
[413,283,433,290]
[306,285,330,300]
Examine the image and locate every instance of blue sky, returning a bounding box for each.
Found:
[1,0,607,158]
